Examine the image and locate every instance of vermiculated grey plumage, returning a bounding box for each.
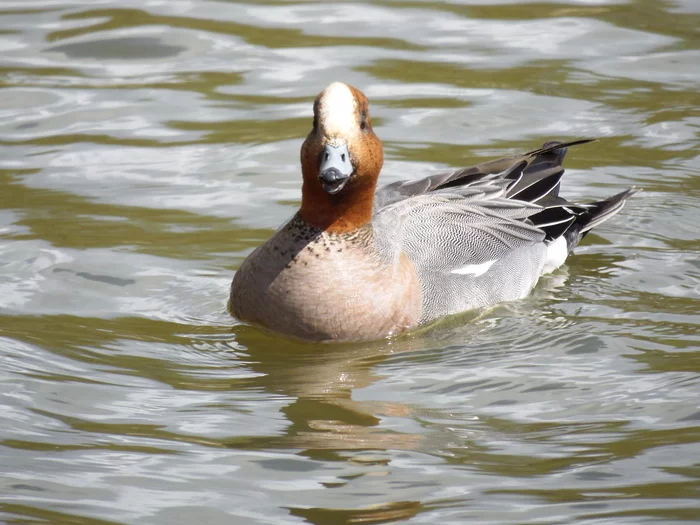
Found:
[372,140,639,323]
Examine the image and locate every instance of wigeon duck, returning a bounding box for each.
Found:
[229,82,638,342]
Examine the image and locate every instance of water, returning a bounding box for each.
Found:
[1,1,699,523]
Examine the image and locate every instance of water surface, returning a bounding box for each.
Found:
[1,1,699,524]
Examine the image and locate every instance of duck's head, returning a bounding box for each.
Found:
[299,82,383,233]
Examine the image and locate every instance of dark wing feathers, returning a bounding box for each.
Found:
[375,139,638,252]
[375,139,594,207]
[508,170,564,204]
[528,205,581,241]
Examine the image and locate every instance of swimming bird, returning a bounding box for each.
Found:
[229,82,638,342]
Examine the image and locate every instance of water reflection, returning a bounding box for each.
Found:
[288,500,423,525]
[233,327,426,455]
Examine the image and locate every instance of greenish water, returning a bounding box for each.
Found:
[1,1,699,524]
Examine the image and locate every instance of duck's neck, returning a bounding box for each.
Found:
[299,179,376,234]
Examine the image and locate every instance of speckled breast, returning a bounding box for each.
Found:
[230,220,422,342]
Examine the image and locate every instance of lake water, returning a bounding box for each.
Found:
[1,1,699,524]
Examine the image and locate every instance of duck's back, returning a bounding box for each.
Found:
[372,182,549,323]
[371,139,637,323]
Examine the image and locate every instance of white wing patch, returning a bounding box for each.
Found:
[451,259,497,277]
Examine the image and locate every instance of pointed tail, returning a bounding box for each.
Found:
[563,187,640,251]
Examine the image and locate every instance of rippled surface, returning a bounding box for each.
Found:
[1,1,699,523]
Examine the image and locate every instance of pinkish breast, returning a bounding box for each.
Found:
[230,224,422,342]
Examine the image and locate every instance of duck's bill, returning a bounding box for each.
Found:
[319,168,350,194]
[319,143,353,194]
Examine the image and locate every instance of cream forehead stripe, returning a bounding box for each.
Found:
[319,82,358,137]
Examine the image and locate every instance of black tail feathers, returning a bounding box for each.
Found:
[563,187,640,252]
[529,187,640,251]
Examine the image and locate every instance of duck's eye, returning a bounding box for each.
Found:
[360,113,367,131]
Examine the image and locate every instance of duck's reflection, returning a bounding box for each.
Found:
[228,327,438,524]
[225,306,562,525]
[288,500,423,524]
[231,325,433,458]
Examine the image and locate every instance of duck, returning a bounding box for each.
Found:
[229,82,638,342]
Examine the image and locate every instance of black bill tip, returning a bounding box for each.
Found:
[319,167,350,194]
